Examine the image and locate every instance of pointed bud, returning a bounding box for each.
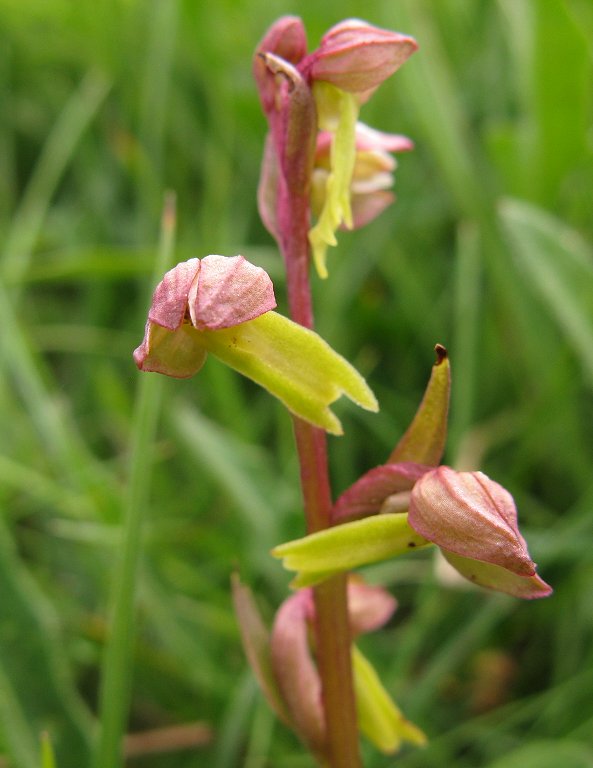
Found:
[409,467,535,575]
[301,19,418,93]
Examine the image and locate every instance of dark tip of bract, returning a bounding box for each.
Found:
[434,344,447,364]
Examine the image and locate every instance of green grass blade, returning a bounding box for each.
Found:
[450,221,482,457]
[0,518,93,768]
[2,69,111,287]
[500,198,593,387]
[94,194,177,768]
[498,0,590,204]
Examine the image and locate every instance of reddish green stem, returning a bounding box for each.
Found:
[280,185,362,768]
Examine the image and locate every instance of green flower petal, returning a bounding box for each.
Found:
[442,551,553,600]
[353,645,426,753]
[134,321,208,378]
[309,83,359,278]
[273,513,431,587]
[200,311,377,435]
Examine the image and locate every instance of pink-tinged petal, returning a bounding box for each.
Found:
[389,345,450,466]
[147,258,200,330]
[347,576,397,635]
[333,462,430,523]
[354,123,414,154]
[442,551,553,600]
[133,321,207,378]
[188,255,276,330]
[350,190,394,229]
[255,16,307,65]
[314,128,407,169]
[409,467,536,576]
[271,591,326,756]
[303,20,418,93]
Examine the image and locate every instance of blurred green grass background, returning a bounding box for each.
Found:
[1,0,593,766]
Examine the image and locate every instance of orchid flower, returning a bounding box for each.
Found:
[133,254,377,434]
[273,347,552,599]
[232,575,425,758]
[254,17,417,278]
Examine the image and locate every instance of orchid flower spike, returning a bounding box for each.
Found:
[134,255,377,434]
[232,575,425,758]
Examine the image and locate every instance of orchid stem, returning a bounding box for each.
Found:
[281,187,362,768]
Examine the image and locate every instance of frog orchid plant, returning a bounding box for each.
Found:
[134,16,551,768]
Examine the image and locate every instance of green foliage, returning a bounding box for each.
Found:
[1,0,592,766]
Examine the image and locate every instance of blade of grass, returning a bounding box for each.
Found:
[0,517,93,768]
[450,221,482,459]
[0,277,120,519]
[390,0,572,393]
[391,0,490,222]
[1,69,111,288]
[169,402,282,552]
[0,454,96,519]
[498,0,590,205]
[213,672,258,768]
[135,0,179,237]
[403,596,511,718]
[93,193,177,768]
[499,198,593,388]
[0,662,39,768]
